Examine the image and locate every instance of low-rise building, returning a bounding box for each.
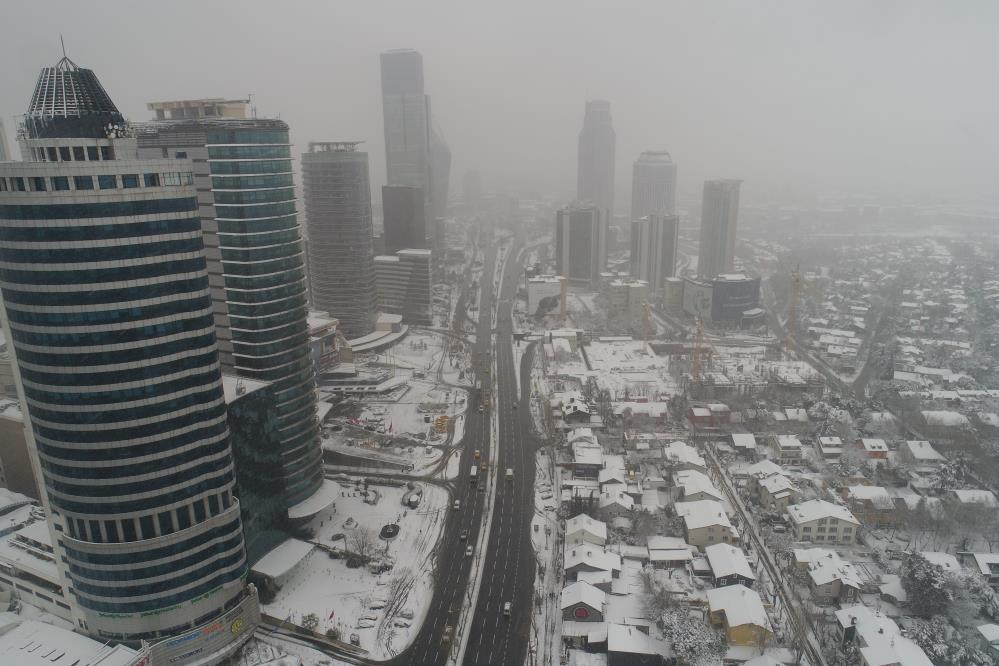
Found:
[0,612,141,665]
[705,543,755,588]
[561,581,606,622]
[835,605,932,666]
[843,486,897,528]
[898,440,945,469]
[566,514,608,548]
[855,438,889,460]
[794,548,862,605]
[565,546,622,582]
[672,469,724,502]
[730,433,757,458]
[0,519,73,621]
[676,500,739,548]
[787,500,859,545]
[950,489,999,508]
[707,584,771,647]
[816,436,844,461]
[758,473,797,512]
[771,435,803,464]
[646,536,693,569]
[663,441,707,472]
[598,491,635,520]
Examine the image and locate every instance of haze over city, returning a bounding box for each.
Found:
[3,1,999,204]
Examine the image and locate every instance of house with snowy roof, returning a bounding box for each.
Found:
[918,409,971,439]
[758,473,797,512]
[730,433,757,458]
[606,623,672,665]
[793,548,862,605]
[843,486,897,528]
[676,499,739,548]
[770,435,803,464]
[898,440,945,470]
[855,438,888,460]
[816,436,844,461]
[950,488,999,508]
[663,441,706,472]
[561,581,606,622]
[786,500,859,545]
[564,545,622,581]
[566,514,607,547]
[672,469,724,503]
[835,605,932,666]
[646,536,693,569]
[705,543,755,588]
[598,491,635,521]
[707,584,771,647]
[972,553,999,585]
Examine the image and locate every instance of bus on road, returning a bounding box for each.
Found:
[470,465,478,485]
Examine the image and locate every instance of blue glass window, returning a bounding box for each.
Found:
[121,174,139,188]
[97,175,117,190]
[51,176,70,191]
[144,173,160,187]
[73,176,94,190]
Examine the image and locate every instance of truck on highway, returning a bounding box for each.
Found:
[470,466,478,485]
[506,468,513,481]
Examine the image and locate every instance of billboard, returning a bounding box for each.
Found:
[144,588,260,665]
[682,278,713,320]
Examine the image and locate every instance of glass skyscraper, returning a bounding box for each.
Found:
[0,57,254,648]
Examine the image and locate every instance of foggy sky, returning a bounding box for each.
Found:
[2,1,998,207]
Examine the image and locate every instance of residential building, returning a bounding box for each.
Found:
[855,438,889,460]
[697,179,741,278]
[672,469,724,503]
[630,214,679,293]
[0,56,258,648]
[705,543,756,588]
[663,441,707,472]
[630,150,676,219]
[382,184,429,254]
[373,249,432,325]
[707,585,771,647]
[598,491,635,521]
[771,435,803,464]
[566,514,607,547]
[561,581,606,622]
[136,103,328,516]
[730,433,758,458]
[794,548,862,605]
[576,100,615,216]
[816,436,844,461]
[606,624,672,666]
[301,142,377,338]
[564,545,621,582]
[898,440,945,469]
[676,500,739,547]
[844,486,897,528]
[605,278,649,330]
[950,489,999,508]
[646,535,694,569]
[758,473,797,512]
[835,605,932,666]
[555,203,608,288]
[787,500,860,545]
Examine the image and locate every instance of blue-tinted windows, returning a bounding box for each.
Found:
[86,146,99,161]
[144,173,160,187]
[58,147,71,162]
[72,147,86,161]
[30,177,46,192]
[121,174,139,188]
[51,176,70,191]
[97,175,117,190]
[73,175,94,191]
[100,146,114,161]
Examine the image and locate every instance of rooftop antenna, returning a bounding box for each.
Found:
[60,35,66,58]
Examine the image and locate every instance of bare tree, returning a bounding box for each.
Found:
[348,526,378,563]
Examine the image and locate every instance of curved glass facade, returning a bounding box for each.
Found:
[0,158,247,640]
[207,128,323,506]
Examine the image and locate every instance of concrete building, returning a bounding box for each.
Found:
[662,277,684,312]
[631,150,676,219]
[0,119,10,161]
[374,249,432,325]
[630,214,679,292]
[0,399,38,499]
[382,184,429,254]
[676,500,739,547]
[698,179,741,278]
[526,274,567,318]
[605,279,649,331]
[707,585,772,647]
[0,56,257,650]
[787,500,860,545]
[681,274,761,325]
[0,612,141,665]
[136,102,327,516]
[308,310,341,378]
[576,100,616,216]
[302,142,377,338]
[147,97,250,120]
[555,203,607,288]
[429,121,451,233]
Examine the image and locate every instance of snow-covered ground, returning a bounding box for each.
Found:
[239,633,352,666]
[261,478,449,660]
[528,450,562,666]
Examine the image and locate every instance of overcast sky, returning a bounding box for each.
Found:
[2,1,998,207]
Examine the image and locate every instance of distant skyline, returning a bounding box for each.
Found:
[3,1,999,206]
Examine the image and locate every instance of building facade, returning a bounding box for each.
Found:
[630,150,676,219]
[301,142,376,338]
[697,179,741,278]
[380,49,431,194]
[0,119,10,161]
[576,100,616,216]
[630,214,679,293]
[136,107,325,514]
[555,203,607,289]
[0,57,252,647]
[373,249,432,325]
[382,184,428,255]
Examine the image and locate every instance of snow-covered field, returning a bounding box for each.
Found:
[529,450,563,666]
[261,478,449,660]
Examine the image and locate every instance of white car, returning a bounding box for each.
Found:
[503,602,511,617]
[465,545,473,557]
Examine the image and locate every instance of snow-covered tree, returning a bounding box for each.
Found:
[907,616,994,666]
[657,608,726,666]
[902,554,953,617]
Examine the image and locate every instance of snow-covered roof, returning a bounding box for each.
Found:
[606,623,673,656]
[707,585,770,630]
[794,548,862,588]
[846,485,893,503]
[648,549,693,563]
[664,441,706,468]
[818,436,843,448]
[251,538,314,580]
[920,551,960,573]
[953,489,999,507]
[759,474,795,496]
[973,553,999,577]
[745,460,785,479]
[573,444,603,466]
[576,569,613,587]
[566,514,608,541]
[861,637,933,666]
[977,624,999,645]
[787,500,859,526]
[0,613,139,665]
[598,467,627,485]
[902,440,944,462]
[774,435,802,450]
[731,433,757,449]
[676,499,735,532]
[834,605,898,642]
[647,536,688,550]
[673,469,723,501]
[599,491,634,511]
[921,410,970,427]
[561,581,606,611]
[705,543,755,581]
[568,427,598,444]
[565,546,621,574]
[857,438,888,452]
[689,407,711,417]
[879,573,907,602]
[562,619,608,640]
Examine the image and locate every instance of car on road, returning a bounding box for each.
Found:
[478,405,484,413]
[460,529,469,541]
[474,449,481,460]
[453,500,461,510]
[465,545,473,557]
[442,625,453,643]
[506,468,513,481]
[480,462,487,472]
[503,602,511,617]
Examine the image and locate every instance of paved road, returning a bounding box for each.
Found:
[462,236,537,666]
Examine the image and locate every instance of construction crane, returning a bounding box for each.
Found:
[642,302,655,340]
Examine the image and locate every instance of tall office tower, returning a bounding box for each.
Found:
[382,185,428,254]
[381,49,430,191]
[555,202,608,289]
[0,57,256,650]
[373,249,433,325]
[429,123,451,223]
[136,100,326,516]
[302,142,377,339]
[630,214,679,292]
[698,179,742,278]
[576,100,616,217]
[631,150,676,219]
[0,119,10,160]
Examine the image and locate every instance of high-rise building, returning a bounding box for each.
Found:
[630,214,679,292]
[0,57,257,649]
[576,100,616,217]
[555,203,608,289]
[301,142,376,338]
[136,101,327,516]
[373,249,433,325]
[698,179,742,278]
[0,119,10,161]
[429,121,451,229]
[380,49,430,193]
[382,184,428,254]
[631,151,676,219]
